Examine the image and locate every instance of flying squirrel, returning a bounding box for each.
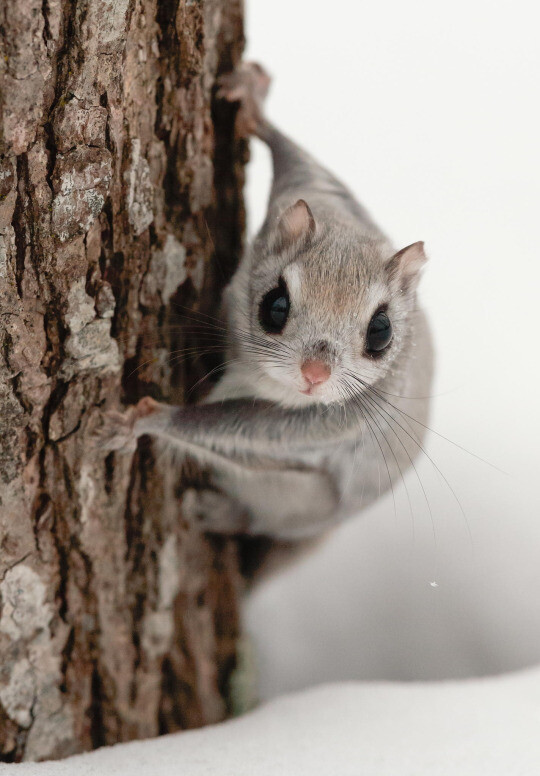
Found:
[96,62,434,544]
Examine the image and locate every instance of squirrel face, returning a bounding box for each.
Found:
[228,199,427,408]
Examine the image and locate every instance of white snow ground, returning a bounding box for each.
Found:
[5,667,540,775]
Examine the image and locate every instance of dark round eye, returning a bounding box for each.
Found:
[259,281,290,333]
[366,310,393,353]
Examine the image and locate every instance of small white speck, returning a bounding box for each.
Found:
[429,581,439,588]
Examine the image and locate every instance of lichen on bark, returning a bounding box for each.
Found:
[0,0,246,762]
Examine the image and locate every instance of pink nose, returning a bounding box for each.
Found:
[301,359,331,385]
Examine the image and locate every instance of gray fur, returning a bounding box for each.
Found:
[99,63,434,541]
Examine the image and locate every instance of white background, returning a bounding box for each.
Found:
[243,0,540,699]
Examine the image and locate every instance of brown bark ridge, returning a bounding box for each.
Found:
[0,0,246,762]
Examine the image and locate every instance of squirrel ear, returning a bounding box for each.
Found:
[275,199,316,250]
[386,241,427,288]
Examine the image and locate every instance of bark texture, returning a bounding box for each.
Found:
[0,0,246,762]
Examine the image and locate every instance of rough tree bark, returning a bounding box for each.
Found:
[0,0,246,762]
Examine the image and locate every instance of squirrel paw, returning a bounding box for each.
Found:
[217,61,271,137]
[91,407,138,453]
[91,397,161,453]
[91,396,162,453]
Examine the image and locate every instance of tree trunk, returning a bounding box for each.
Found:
[0,0,246,762]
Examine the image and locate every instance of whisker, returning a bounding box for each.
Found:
[364,378,506,475]
[358,393,405,525]
[358,385,429,545]
[353,388,395,512]
[361,383,474,555]
[186,360,234,398]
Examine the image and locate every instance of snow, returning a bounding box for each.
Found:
[5,667,540,774]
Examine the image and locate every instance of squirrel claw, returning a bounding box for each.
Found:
[91,397,161,454]
[217,62,271,137]
[91,407,137,454]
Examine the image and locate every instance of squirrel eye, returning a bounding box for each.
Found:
[259,280,290,333]
[366,310,393,353]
